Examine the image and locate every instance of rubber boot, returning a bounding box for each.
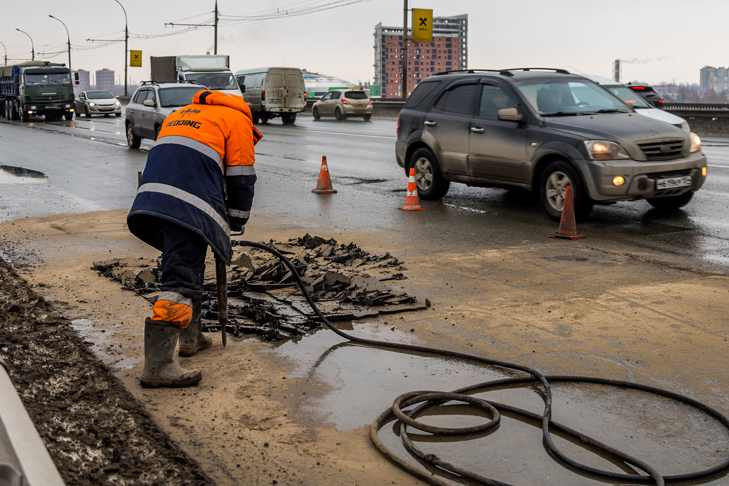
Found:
[179,297,212,357]
[140,319,202,388]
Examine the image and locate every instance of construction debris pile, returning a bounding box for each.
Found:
[93,235,428,341]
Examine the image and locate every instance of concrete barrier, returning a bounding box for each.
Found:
[664,103,729,138]
[0,360,65,486]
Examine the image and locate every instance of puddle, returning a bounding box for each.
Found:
[275,324,729,485]
[0,165,48,184]
[338,176,388,185]
[71,318,137,370]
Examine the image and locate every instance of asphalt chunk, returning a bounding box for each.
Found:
[92,234,428,342]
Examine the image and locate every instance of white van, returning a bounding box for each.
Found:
[235,67,306,125]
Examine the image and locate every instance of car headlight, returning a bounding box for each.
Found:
[89,102,96,107]
[690,132,702,153]
[114,100,121,107]
[584,140,630,161]
[29,105,37,110]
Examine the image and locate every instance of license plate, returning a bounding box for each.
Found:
[656,175,692,190]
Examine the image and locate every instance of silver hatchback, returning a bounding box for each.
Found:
[124,82,204,149]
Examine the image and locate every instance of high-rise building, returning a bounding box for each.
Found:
[699,65,729,93]
[95,68,115,91]
[75,69,91,91]
[374,14,468,99]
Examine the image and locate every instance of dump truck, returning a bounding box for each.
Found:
[150,55,241,97]
[0,61,75,122]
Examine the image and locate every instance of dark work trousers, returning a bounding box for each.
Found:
[159,221,208,303]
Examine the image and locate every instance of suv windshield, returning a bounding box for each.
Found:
[24,72,71,86]
[86,90,114,99]
[516,79,630,116]
[604,85,652,109]
[344,91,367,99]
[159,87,202,107]
[184,73,237,90]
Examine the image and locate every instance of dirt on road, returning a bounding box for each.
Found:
[2,210,729,485]
[0,259,211,485]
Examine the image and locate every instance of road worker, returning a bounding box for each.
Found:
[127,89,263,388]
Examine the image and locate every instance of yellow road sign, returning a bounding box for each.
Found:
[129,50,142,68]
[412,8,433,43]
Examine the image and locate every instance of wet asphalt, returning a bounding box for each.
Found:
[2,115,729,484]
[1,113,728,271]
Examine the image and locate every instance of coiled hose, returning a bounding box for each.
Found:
[234,240,729,485]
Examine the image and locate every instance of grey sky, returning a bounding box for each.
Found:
[1,0,724,85]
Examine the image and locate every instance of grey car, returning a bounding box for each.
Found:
[125,82,204,149]
[396,68,708,219]
[75,90,121,117]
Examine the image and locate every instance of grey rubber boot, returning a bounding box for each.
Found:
[140,319,202,388]
[179,297,212,357]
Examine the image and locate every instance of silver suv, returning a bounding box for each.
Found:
[125,82,203,149]
[396,68,708,219]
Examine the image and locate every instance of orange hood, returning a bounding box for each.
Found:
[192,89,252,121]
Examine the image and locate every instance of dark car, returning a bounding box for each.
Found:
[396,68,708,219]
[626,83,665,108]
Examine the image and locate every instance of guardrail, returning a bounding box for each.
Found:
[664,102,729,112]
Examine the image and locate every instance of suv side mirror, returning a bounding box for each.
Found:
[143,99,156,108]
[498,107,523,122]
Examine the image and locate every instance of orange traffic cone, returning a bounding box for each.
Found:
[400,168,423,211]
[312,155,337,194]
[552,183,584,240]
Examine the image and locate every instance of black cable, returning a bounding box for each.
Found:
[233,240,729,485]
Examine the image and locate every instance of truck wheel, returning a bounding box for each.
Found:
[126,122,141,149]
[409,147,450,200]
[363,114,372,122]
[282,113,296,125]
[312,107,321,121]
[540,160,593,221]
[335,107,346,121]
[647,192,693,212]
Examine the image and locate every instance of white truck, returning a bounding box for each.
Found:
[150,55,241,97]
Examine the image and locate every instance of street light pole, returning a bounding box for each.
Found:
[214,0,219,55]
[0,41,7,66]
[401,0,408,99]
[48,15,71,72]
[15,28,34,61]
[112,0,129,97]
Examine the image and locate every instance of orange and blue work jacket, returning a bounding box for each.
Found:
[128,90,263,264]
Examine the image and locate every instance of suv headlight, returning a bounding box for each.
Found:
[89,102,96,107]
[584,140,630,161]
[114,100,121,107]
[690,132,702,153]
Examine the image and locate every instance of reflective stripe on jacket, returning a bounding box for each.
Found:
[127,89,261,263]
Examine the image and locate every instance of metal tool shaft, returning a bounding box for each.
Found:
[215,255,227,347]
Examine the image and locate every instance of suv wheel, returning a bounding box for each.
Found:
[540,160,593,221]
[312,107,321,121]
[126,122,141,149]
[410,148,450,200]
[335,107,345,121]
[647,191,693,212]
